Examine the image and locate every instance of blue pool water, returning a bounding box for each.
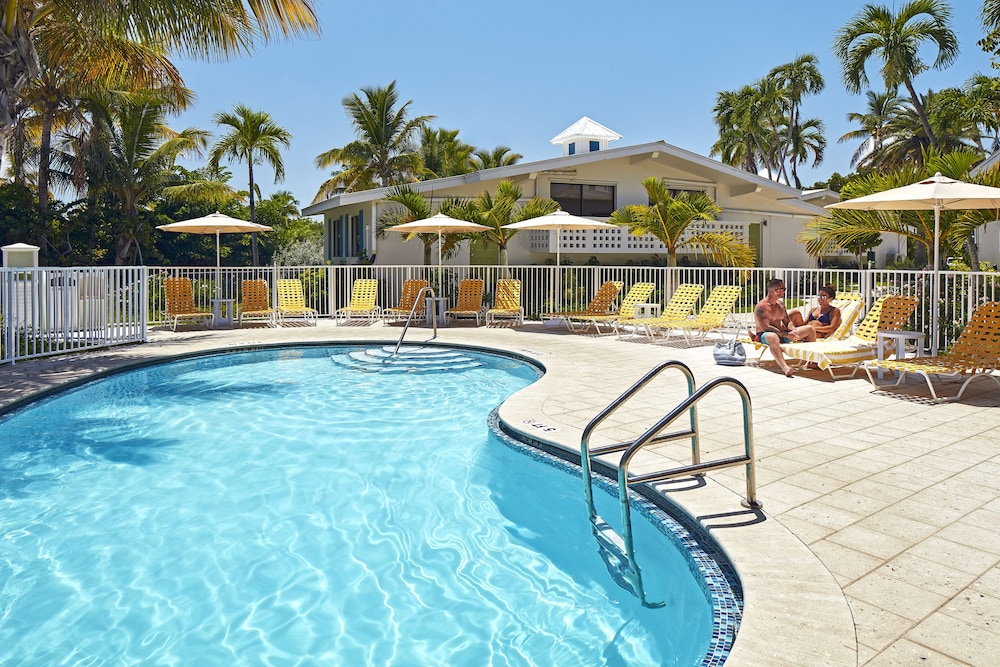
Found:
[0,345,729,665]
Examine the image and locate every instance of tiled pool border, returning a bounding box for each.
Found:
[490,410,741,667]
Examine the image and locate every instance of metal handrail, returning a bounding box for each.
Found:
[392,286,436,355]
[580,360,697,518]
[615,376,761,575]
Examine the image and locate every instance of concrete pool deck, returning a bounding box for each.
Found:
[1,320,998,666]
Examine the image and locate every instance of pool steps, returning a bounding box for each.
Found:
[330,346,483,373]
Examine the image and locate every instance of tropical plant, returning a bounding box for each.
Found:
[313,81,433,200]
[980,0,1000,68]
[833,0,959,149]
[74,91,208,264]
[466,180,559,267]
[609,177,755,267]
[712,55,826,187]
[0,0,318,154]
[470,146,522,170]
[839,90,906,168]
[417,127,473,179]
[377,185,466,265]
[209,104,291,264]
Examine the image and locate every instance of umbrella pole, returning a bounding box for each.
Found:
[437,230,443,296]
[215,229,221,298]
[555,236,561,312]
[931,205,941,356]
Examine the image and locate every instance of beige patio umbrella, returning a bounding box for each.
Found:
[157,212,273,295]
[826,173,1000,354]
[387,213,490,294]
[504,210,619,311]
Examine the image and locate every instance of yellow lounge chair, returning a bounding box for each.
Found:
[776,295,919,379]
[617,283,702,338]
[865,301,1000,402]
[238,279,275,327]
[446,279,485,325]
[486,279,523,326]
[541,280,623,332]
[163,276,212,331]
[384,279,429,322]
[577,282,653,334]
[336,278,380,323]
[641,285,742,345]
[277,279,319,325]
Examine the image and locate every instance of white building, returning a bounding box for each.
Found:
[303,118,852,268]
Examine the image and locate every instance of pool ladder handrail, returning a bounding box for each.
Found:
[580,360,762,607]
[392,286,437,356]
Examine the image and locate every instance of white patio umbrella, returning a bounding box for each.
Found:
[157,212,273,295]
[503,210,619,312]
[387,213,490,295]
[826,173,1000,354]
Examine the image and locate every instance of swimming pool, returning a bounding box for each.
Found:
[0,344,737,665]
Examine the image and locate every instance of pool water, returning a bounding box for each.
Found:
[0,346,721,665]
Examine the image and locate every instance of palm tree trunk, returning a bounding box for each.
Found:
[423,241,432,265]
[38,107,53,212]
[967,234,980,270]
[903,79,938,149]
[248,164,259,265]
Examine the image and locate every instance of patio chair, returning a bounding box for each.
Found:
[541,280,623,332]
[446,279,486,325]
[486,279,523,326]
[575,282,654,334]
[163,276,212,331]
[383,279,429,322]
[277,278,319,325]
[335,278,380,324]
[640,285,742,345]
[237,279,275,327]
[615,283,702,338]
[864,301,1000,402]
[769,295,919,379]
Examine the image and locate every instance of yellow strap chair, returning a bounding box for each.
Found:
[384,279,429,322]
[865,301,1000,402]
[335,278,380,324]
[542,280,623,332]
[446,279,486,325]
[238,279,275,327]
[641,285,742,345]
[164,276,212,331]
[575,282,654,334]
[277,279,319,325]
[616,283,703,338]
[486,279,523,326]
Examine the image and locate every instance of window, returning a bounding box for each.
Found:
[550,183,616,216]
[589,140,600,152]
[568,142,576,156]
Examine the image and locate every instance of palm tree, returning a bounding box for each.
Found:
[980,0,1000,67]
[839,90,906,168]
[209,105,291,265]
[769,54,825,187]
[470,146,522,170]
[609,177,755,268]
[834,0,959,149]
[417,127,473,179]
[313,81,433,200]
[0,0,318,151]
[76,91,208,264]
[711,86,765,175]
[467,180,558,267]
[377,185,467,265]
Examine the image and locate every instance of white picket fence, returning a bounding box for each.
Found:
[4,264,999,364]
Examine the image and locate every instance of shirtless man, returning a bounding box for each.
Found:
[754,278,813,377]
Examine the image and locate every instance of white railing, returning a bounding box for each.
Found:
[5,264,999,364]
[2,266,147,364]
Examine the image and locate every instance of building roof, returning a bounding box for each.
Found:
[302,140,825,218]
[549,116,622,144]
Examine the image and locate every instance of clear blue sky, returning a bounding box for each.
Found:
[172,0,991,213]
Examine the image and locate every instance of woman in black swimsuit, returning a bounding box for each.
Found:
[789,284,842,339]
